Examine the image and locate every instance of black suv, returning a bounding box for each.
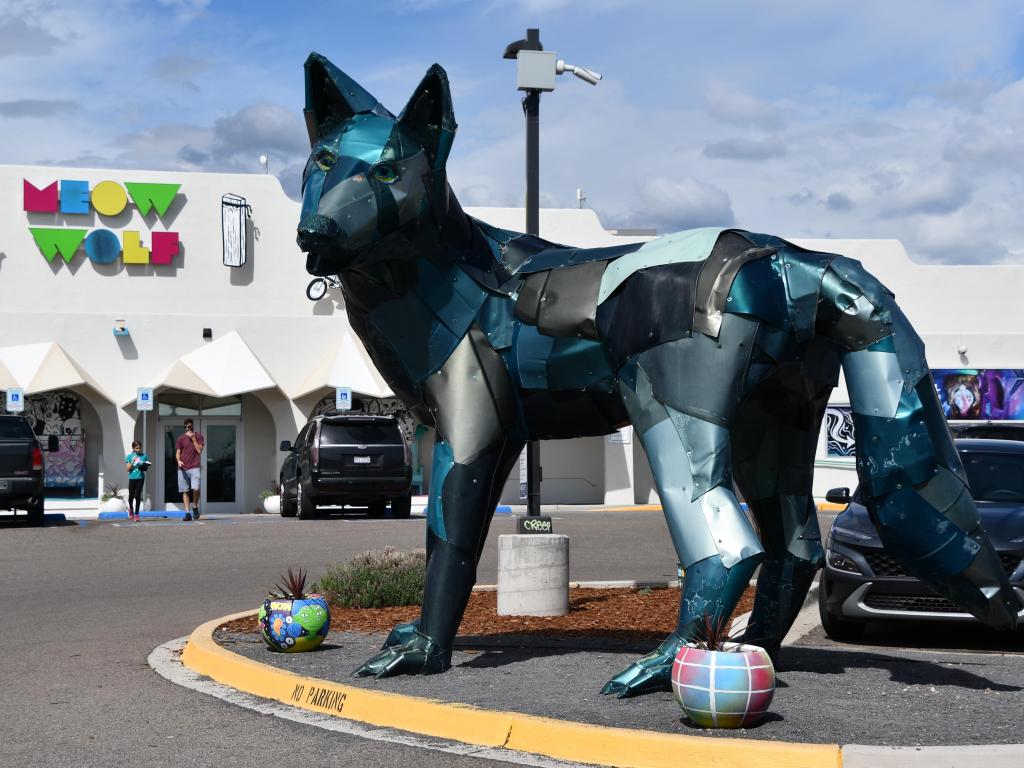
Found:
[279,415,412,519]
[1,415,58,525]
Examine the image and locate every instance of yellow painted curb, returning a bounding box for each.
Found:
[182,611,840,768]
[817,502,847,512]
[595,502,844,514]
[598,505,664,512]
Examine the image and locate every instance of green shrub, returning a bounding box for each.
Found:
[316,547,426,608]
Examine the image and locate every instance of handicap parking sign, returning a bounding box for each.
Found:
[336,387,352,412]
[6,387,24,413]
[137,387,154,412]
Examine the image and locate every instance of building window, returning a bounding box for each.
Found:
[158,392,242,418]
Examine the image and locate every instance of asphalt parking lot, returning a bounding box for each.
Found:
[4,506,1023,766]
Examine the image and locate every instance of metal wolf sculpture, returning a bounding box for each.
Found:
[295,54,1021,697]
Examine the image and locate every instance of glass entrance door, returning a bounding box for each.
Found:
[203,421,240,513]
[160,420,242,513]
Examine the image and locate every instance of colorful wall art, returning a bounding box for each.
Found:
[933,369,1024,421]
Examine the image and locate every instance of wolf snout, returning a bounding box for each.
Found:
[296,215,341,252]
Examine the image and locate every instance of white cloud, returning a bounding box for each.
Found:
[825,192,853,212]
[705,81,783,128]
[0,14,62,58]
[156,0,212,21]
[150,54,213,92]
[703,137,786,161]
[212,103,308,160]
[0,99,77,117]
[877,175,973,218]
[620,177,735,234]
[3,1,1024,263]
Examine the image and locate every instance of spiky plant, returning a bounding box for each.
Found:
[688,612,739,652]
[272,566,308,599]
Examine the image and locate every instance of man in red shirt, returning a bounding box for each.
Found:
[175,418,204,521]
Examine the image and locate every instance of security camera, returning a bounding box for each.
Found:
[556,60,602,85]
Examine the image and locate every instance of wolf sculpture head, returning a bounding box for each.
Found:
[296,53,457,276]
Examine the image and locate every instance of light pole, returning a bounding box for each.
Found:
[504,28,601,516]
[259,154,270,174]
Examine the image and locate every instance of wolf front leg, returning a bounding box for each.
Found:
[355,328,521,678]
[821,259,1022,629]
[601,359,764,698]
[380,438,525,653]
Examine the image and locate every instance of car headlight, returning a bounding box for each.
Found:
[826,548,862,574]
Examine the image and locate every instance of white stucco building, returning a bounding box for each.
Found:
[1,164,1020,513]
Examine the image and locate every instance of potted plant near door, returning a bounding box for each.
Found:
[100,482,127,514]
[260,482,281,515]
[258,567,330,653]
[670,614,776,728]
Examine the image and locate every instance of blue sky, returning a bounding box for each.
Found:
[3,0,1024,262]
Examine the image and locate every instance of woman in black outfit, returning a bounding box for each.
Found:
[124,441,149,522]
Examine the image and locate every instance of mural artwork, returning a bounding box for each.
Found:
[312,394,416,439]
[824,406,856,458]
[293,53,1021,697]
[933,369,1024,421]
[1,389,86,494]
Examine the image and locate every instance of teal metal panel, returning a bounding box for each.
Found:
[427,440,454,541]
[598,227,725,303]
[844,348,903,418]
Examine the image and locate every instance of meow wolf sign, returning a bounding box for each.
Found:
[24,179,181,267]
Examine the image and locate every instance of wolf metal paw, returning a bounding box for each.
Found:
[600,633,683,698]
[382,619,421,649]
[353,631,450,678]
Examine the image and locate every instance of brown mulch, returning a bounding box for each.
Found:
[221,586,756,642]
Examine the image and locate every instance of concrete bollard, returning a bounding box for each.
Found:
[497,534,570,616]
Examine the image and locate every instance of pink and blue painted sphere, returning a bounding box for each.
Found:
[671,642,775,728]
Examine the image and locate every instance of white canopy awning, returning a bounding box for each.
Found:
[291,329,393,400]
[133,330,279,403]
[0,342,115,402]
[0,359,17,390]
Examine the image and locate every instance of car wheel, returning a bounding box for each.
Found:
[297,480,317,520]
[391,495,412,519]
[279,477,297,517]
[818,576,866,641]
[367,501,386,518]
[27,500,44,527]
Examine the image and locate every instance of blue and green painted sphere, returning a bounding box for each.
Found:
[259,595,330,652]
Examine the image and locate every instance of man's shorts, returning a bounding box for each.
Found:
[177,467,201,493]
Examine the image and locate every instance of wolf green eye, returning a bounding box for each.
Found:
[314,150,337,172]
[371,164,399,184]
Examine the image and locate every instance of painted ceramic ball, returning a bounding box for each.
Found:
[259,595,330,652]
[671,642,775,728]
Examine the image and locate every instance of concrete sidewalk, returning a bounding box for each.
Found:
[48,498,843,521]
[51,496,522,521]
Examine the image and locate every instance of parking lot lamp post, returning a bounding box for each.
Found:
[503,28,601,516]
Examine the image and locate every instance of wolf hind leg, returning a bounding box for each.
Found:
[821,259,1021,629]
[602,362,763,698]
[731,370,833,661]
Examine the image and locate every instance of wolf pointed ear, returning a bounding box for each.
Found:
[399,64,457,170]
[303,52,393,146]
